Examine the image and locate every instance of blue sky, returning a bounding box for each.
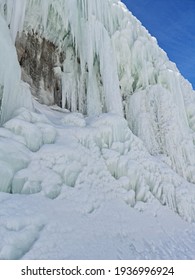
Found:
[121,0,195,89]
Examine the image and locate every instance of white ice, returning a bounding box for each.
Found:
[0,0,195,259]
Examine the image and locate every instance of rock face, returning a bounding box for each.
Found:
[16,32,65,106]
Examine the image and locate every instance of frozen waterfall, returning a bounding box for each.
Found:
[0,0,195,223]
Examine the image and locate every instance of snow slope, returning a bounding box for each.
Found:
[0,0,195,259]
[0,104,195,260]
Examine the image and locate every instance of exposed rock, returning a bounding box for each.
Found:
[15,32,65,106]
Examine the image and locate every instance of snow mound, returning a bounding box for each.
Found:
[0,204,45,260]
[61,112,86,127]
[0,138,30,170]
[0,161,13,193]
[3,109,57,152]
[0,105,193,222]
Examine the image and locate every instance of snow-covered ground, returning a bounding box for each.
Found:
[0,103,195,260]
[1,188,195,260]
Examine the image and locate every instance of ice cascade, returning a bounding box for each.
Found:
[0,0,195,222]
[0,14,32,124]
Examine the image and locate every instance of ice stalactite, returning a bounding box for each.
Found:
[0,0,124,116]
[0,14,32,124]
[1,0,193,121]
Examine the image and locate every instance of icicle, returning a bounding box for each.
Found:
[0,15,32,124]
[1,0,195,183]
[10,0,26,42]
[87,65,102,116]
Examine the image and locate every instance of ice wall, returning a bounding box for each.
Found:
[0,0,124,116]
[0,0,194,119]
[1,0,195,192]
[0,14,32,124]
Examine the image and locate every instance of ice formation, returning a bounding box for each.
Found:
[0,0,195,259]
[0,15,32,124]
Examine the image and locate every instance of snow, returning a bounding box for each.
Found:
[0,104,195,259]
[1,191,195,260]
[0,0,195,260]
[0,161,13,192]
